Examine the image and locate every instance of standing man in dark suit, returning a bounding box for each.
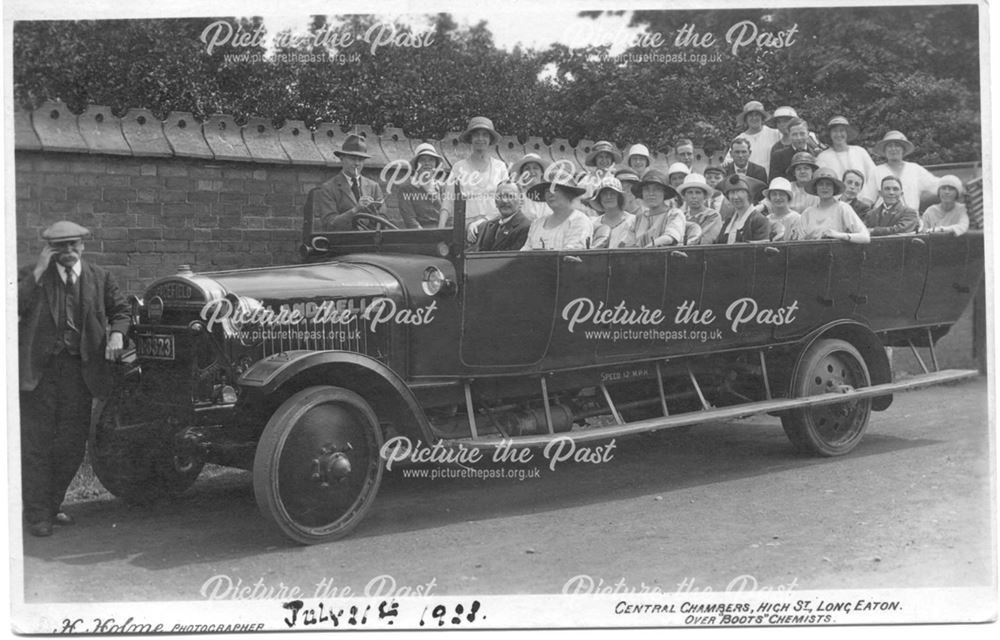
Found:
[18,221,130,537]
[475,181,531,251]
[769,117,814,182]
[723,137,768,183]
[315,134,386,230]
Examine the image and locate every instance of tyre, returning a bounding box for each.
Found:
[253,386,383,544]
[781,338,872,456]
[90,382,204,504]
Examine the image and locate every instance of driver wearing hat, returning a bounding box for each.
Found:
[18,221,130,537]
[315,133,386,230]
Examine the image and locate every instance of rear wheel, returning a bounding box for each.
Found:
[781,339,872,456]
[253,386,383,544]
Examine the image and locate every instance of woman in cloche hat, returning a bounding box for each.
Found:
[735,100,782,171]
[787,167,870,243]
[786,150,820,213]
[815,116,879,206]
[510,153,553,221]
[589,176,637,249]
[676,173,722,245]
[439,116,509,239]
[871,130,941,211]
[522,172,592,251]
[761,177,801,241]
[631,170,686,247]
[920,175,969,236]
[396,142,446,229]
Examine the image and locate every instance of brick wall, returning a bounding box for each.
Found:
[14,150,392,295]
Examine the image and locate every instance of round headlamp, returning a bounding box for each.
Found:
[421,266,453,296]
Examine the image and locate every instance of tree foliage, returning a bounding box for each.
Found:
[13,6,980,163]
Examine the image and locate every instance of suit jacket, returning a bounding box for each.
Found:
[475,212,531,251]
[18,260,130,397]
[723,161,768,184]
[314,171,386,231]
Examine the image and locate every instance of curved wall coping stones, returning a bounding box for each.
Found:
[16,101,715,173]
[203,114,252,162]
[121,108,172,157]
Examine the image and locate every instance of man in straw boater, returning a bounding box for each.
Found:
[18,221,130,537]
[315,133,386,230]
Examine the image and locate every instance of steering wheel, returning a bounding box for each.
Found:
[351,213,400,231]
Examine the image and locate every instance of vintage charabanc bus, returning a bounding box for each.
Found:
[93,190,986,544]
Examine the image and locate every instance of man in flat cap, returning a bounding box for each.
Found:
[315,133,386,230]
[18,221,130,537]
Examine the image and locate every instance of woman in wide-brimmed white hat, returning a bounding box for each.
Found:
[920,175,969,236]
[871,130,940,212]
[439,116,509,238]
[788,168,870,243]
[815,116,879,206]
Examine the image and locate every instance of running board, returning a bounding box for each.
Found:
[458,369,979,448]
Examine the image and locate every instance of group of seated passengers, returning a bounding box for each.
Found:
[331,109,971,251]
[471,166,969,252]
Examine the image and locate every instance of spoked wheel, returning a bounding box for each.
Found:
[253,386,383,544]
[781,339,872,456]
[90,382,204,504]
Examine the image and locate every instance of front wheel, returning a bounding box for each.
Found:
[90,383,204,504]
[781,339,873,456]
[253,386,383,544]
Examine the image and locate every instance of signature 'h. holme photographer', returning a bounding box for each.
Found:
[9,4,990,631]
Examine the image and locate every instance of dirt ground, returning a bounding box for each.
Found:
[18,377,994,604]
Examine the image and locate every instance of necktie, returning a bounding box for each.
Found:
[351,176,361,202]
[64,266,78,331]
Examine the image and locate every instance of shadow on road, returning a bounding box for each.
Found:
[23,416,943,572]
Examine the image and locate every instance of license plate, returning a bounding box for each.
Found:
[136,334,175,360]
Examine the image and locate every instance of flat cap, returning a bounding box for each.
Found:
[42,220,90,242]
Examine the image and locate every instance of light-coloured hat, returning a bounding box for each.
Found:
[872,130,916,157]
[937,174,965,198]
[42,220,90,242]
[509,153,551,177]
[625,143,651,164]
[459,116,500,144]
[805,167,846,196]
[825,116,860,143]
[763,177,794,199]
[666,162,690,178]
[334,133,371,159]
[585,140,623,167]
[765,106,798,127]
[410,142,444,171]
[588,176,626,212]
[737,100,769,127]
[702,164,726,177]
[677,173,712,196]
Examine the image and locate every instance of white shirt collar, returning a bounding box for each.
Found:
[57,260,82,283]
